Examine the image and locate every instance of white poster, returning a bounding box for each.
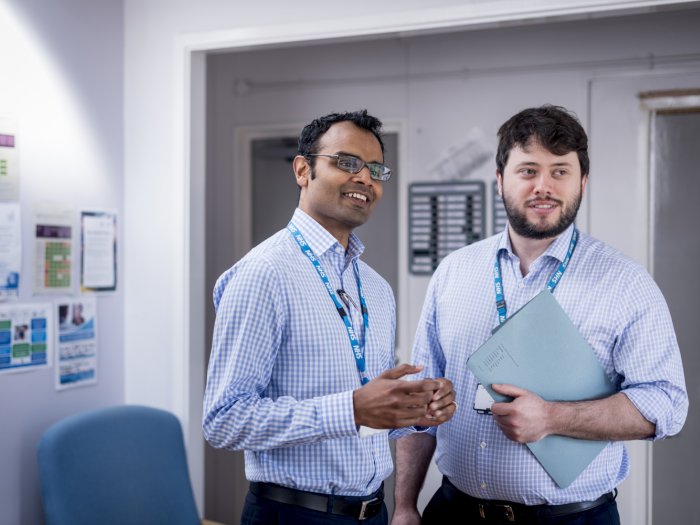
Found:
[56,297,97,390]
[0,202,21,299]
[33,204,73,295]
[0,302,52,374]
[81,210,117,292]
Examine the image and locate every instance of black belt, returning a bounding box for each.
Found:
[442,477,616,522]
[249,482,384,520]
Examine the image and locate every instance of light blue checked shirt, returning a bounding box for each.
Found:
[203,208,396,496]
[411,223,687,505]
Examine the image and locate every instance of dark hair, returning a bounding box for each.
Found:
[496,105,589,177]
[297,109,385,168]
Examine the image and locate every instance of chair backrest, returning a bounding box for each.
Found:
[37,405,201,525]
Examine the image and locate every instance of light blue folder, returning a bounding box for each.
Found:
[467,290,617,488]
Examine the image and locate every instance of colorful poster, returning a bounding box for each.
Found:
[56,297,97,389]
[0,202,21,299]
[0,302,52,374]
[33,204,73,295]
[81,210,117,292]
[0,119,20,202]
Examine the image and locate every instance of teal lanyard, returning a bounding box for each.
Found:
[494,229,578,325]
[287,222,370,385]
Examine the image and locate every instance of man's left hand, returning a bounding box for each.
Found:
[490,383,550,443]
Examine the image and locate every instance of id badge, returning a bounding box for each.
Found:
[473,383,495,414]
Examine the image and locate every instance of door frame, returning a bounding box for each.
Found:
[236,124,303,253]
[640,88,700,523]
[641,89,700,275]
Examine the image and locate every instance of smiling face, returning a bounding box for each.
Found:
[497,140,587,241]
[294,121,384,247]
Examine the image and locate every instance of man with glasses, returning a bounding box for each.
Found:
[204,109,456,525]
[391,105,687,525]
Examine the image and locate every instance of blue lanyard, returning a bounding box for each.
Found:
[287,222,370,385]
[494,229,578,325]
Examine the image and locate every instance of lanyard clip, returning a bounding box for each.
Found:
[337,289,359,311]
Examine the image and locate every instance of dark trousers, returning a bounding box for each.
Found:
[422,479,620,525]
[241,487,388,525]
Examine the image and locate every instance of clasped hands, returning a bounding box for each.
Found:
[352,364,456,429]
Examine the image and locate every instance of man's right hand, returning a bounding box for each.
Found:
[352,364,449,428]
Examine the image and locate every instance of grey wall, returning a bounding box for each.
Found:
[0,1,125,524]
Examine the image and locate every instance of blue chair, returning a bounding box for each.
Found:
[37,404,224,525]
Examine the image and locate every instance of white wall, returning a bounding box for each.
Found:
[123,0,700,521]
[0,1,124,523]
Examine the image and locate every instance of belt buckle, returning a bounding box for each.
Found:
[479,503,515,522]
[358,497,378,520]
[503,505,515,522]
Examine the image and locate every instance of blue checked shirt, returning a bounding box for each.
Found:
[411,223,688,505]
[203,208,396,496]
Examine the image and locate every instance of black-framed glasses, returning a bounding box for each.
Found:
[306,153,392,182]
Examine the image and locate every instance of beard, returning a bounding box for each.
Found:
[502,191,582,240]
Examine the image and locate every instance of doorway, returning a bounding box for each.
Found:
[645,92,700,523]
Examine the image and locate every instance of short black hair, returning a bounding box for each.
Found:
[297,109,385,168]
[496,105,589,177]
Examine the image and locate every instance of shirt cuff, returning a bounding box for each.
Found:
[318,390,358,439]
[389,425,437,440]
[359,426,389,438]
[622,387,677,440]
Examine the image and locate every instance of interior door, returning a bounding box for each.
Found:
[648,98,700,524]
[590,73,700,524]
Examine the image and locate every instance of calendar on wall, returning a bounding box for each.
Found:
[492,180,508,235]
[408,181,486,275]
